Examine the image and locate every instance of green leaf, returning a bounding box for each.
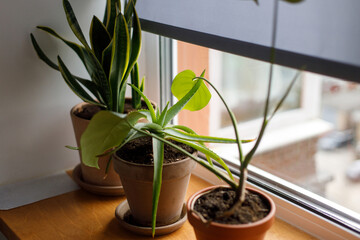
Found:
[37,26,110,107]
[166,137,234,181]
[102,39,113,78]
[157,102,169,127]
[109,13,130,112]
[151,138,164,237]
[63,0,91,50]
[90,16,111,62]
[163,77,203,126]
[123,6,142,83]
[105,0,120,37]
[163,128,237,143]
[80,111,145,168]
[171,70,211,111]
[57,56,102,106]
[129,84,156,122]
[131,62,141,109]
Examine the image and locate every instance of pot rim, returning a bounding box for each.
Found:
[113,150,198,168]
[187,185,276,229]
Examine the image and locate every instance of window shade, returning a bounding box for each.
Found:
[137,0,360,82]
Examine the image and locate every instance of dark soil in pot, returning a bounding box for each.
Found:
[73,99,150,120]
[116,137,195,165]
[193,187,270,224]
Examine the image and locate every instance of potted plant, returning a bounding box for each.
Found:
[80,70,253,236]
[30,0,145,190]
[167,68,298,240]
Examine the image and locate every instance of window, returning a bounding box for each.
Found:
[137,0,360,238]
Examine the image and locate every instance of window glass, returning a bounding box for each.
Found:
[175,40,360,217]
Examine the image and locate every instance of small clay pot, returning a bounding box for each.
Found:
[70,102,121,186]
[187,186,276,240]
[113,151,197,227]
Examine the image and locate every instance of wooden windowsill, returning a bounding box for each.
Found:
[0,174,316,240]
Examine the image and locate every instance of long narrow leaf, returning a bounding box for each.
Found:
[166,136,234,180]
[63,0,91,50]
[164,79,203,126]
[105,0,119,37]
[57,56,101,106]
[157,102,169,127]
[123,6,141,81]
[130,62,141,109]
[37,26,110,106]
[129,84,156,122]
[151,138,164,237]
[109,13,130,111]
[90,16,111,62]
[163,128,237,143]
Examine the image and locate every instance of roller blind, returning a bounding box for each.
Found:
[137,0,360,82]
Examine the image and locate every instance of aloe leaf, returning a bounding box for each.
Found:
[129,84,156,122]
[80,111,145,168]
[138,109,152,122]
[151,138,164,237]
[171,70,211,111]
[166,136,234,180]
[63,0,91,50]
[57,56,102,106]
[129,126,237,189]
[163,78,203,126]
[90,16,111,62]
[163,128,237,143]
[109,13,130,112]
[157,102,169,127]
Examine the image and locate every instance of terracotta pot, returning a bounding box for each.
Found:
[113,151,197,227]
[70,102,121,186]
[187,186,276,240]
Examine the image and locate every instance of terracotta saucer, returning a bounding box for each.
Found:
[72,164,124,196]
[115,200,187,236]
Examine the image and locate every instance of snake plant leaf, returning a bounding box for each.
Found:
[30,34,59,70]
[63,0,91,50]
[101,40,113,78]
[109,12,130,112]
[57,56,101,106]
[151,138,164,237]
[123,6,141,82]
[105,0,120,37]
[90,16,111,62]
[81,111,145,168]
[166,136,234,181]
[124,0,136,22]
[102,0,109,25]
[36,26,110,106]
[76,78,105,104]
[163,77,203,126]
[131,62,141,109]
[171,70,211,112]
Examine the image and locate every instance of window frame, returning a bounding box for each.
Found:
[148,36,360,238]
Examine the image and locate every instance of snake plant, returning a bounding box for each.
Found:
[30,0,144,112]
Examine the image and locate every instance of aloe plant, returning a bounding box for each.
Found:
[80,70,255,236]
[30,0,144,112]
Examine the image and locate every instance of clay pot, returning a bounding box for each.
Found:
[187,186,276,240]
[113,151,197,227]
[70,102,121,186]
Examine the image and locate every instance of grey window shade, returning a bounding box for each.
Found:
[137,0,360,82]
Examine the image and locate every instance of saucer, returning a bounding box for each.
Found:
[115,200,187,236]
[72,164,124,196]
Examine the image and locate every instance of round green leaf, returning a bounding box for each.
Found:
[171,70,211,111]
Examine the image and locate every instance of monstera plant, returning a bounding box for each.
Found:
[30,0,143,112]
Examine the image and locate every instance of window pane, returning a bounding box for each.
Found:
[175,40,360,218]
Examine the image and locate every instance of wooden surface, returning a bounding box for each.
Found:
[0,175,316,240]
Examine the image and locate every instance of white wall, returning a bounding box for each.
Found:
[0,0,106,185]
